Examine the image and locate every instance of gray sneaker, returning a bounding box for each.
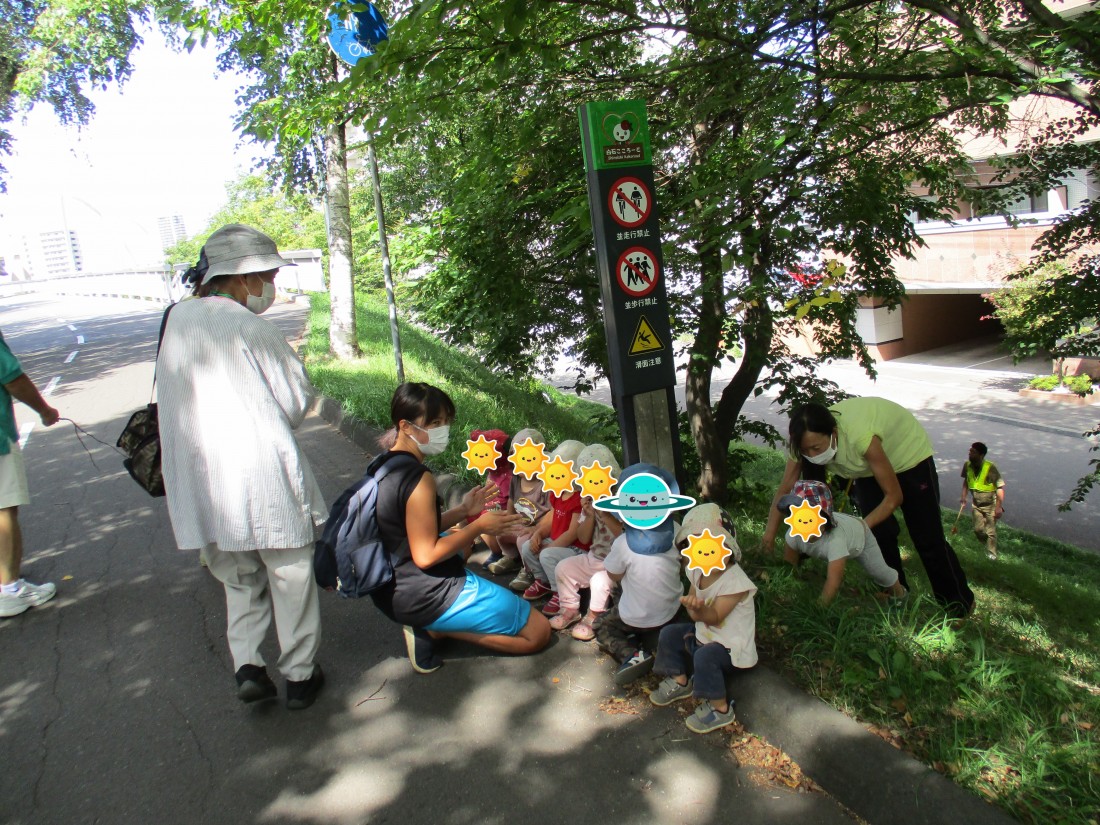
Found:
[685,700,737,734]
[0,580,56,618]
[488,555,522,576]
[508,569,534,592]
[649,676,694,706]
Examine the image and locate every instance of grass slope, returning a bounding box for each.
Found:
[304,291,1099,825]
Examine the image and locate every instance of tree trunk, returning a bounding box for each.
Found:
[715,298,774,439]
[326,118,359,359]
[686,237,729,502]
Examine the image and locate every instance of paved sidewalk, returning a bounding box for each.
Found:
[314,396,1017,825]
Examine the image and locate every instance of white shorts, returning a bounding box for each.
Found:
[0,441,31,509]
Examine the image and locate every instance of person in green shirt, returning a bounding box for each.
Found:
[763,397,974,619]
[0,330,61,619]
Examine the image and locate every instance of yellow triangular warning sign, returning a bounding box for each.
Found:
[628,315,665,355]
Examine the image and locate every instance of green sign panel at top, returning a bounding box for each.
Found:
[580,100,652,172]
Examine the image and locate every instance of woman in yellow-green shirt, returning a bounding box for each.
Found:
[763,397,974,619]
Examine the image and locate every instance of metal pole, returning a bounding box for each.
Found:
[366,132,404,383]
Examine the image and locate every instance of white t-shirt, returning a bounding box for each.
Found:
[689,565,758,668]
[786,512,869,563]
[603,534,683,628]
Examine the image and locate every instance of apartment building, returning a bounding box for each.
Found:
[33,230,84,278]
[157,215,187,251]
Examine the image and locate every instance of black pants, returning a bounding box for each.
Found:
[853,456,974,618]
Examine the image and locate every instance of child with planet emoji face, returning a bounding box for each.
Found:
[649,504,758,735]
[596,464,689,687]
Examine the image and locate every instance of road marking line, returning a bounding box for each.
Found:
[18,422,34,449]
[65,351,78,363]
[76,335,85,344]
[44,376,60,397]
[67,324,77,331]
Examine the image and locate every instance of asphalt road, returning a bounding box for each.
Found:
[1,294,871,825]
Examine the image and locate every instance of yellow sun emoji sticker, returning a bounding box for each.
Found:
[681,529,733,575]
[462,435,502,476]
[578,461,618,502]
[538,456,579,498]
[509,437,549,480]
[784,500,827,541]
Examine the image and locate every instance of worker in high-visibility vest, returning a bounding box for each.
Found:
[960,442,1006,560]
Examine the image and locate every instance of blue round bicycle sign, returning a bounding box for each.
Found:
[327,2,389,66]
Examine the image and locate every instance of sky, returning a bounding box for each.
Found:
[0,26,266,271]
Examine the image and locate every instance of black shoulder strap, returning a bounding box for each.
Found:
[151,302,177,401]
[157,303,175,352]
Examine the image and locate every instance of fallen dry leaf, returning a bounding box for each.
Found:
[598,696,639,715]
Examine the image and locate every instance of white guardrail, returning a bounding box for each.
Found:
[0,250,326,306]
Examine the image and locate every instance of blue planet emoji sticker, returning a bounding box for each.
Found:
[594,472,695,529]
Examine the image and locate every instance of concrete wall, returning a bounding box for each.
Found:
[867,294,1000,360]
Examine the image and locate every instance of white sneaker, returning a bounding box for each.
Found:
[0,580,57,618]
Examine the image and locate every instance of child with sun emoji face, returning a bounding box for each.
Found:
[777,480,907,606]
[516,440,590,609]
[649,504,758,735]
[486,428,552,583]
[547,443,624,638]
[463,429,513,571]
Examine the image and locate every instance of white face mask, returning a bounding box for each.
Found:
[802,433,837,466]
[413,423,450,455]
[245,279,276,315]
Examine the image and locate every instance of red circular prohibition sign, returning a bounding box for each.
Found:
[607,177,652,229]
[616,246,659,297]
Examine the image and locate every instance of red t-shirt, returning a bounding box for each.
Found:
[548,492,590,550]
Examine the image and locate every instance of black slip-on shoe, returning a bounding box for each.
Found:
[286,664,325,710]
[236,664,278,704]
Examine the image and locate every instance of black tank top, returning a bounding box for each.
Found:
[369,451,466,626]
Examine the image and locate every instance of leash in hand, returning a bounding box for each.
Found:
[60,417,125,472]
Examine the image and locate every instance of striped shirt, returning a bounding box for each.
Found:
[157,297,327,551]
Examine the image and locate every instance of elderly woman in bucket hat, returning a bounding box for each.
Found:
[158,224,327,710]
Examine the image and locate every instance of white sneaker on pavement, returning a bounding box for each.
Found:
[0,580,57,618]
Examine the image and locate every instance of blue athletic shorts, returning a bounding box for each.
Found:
[424,573,531,637]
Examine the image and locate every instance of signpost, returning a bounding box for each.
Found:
[579,100,682,482]
[325,2,405,380]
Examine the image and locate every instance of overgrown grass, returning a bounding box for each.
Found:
[302,291,611,486]
[305,292,1100,825]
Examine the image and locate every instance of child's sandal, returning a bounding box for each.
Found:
[571,613,600,641]
[549,608,581,631]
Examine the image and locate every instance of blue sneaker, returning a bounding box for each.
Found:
[403,626,442,674]
[614,649,654,687]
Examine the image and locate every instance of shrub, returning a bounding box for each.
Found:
[1026,374,1094,395]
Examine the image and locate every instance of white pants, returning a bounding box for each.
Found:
[204,544,321,682]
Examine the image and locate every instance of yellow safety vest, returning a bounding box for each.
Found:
[966,461,996,493]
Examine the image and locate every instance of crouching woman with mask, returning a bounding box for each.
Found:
[761,397,974,620]
[158,224,329,709]
[372,382,552,674]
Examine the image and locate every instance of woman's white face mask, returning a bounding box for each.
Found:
[412,423,450,455]
[802,432,837,466]
[245,278,276,315]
